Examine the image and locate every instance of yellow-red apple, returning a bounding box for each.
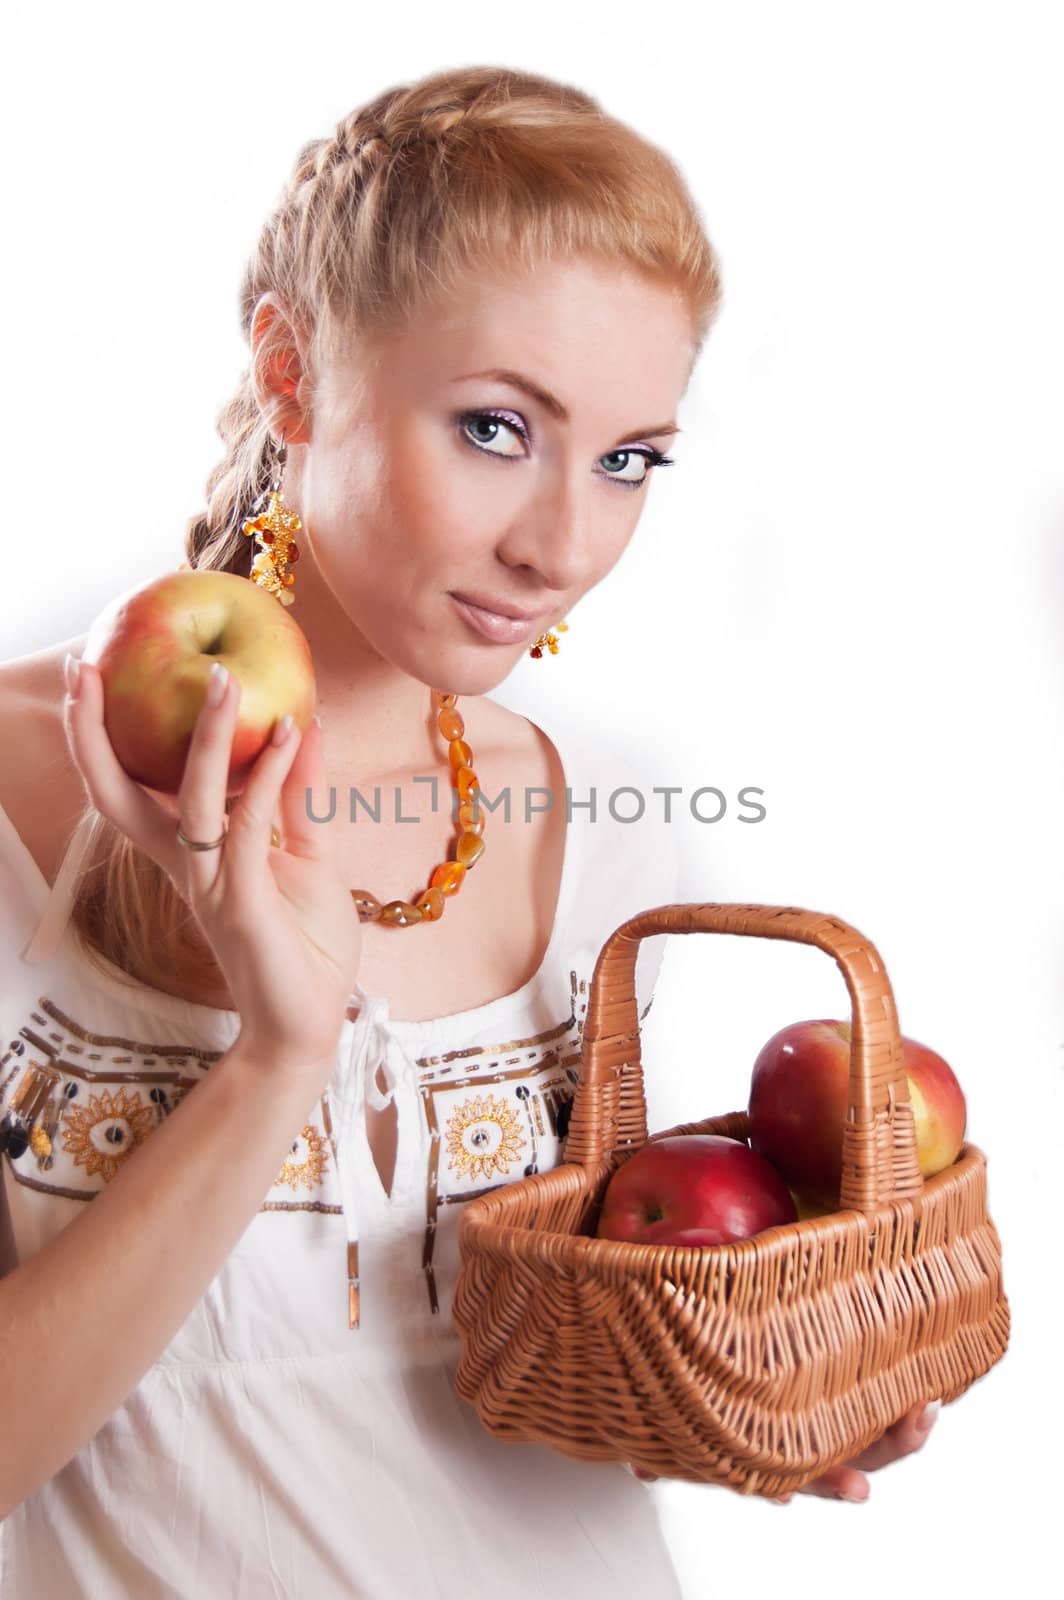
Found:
[81,570,317,796]
[747,1019,967,1209]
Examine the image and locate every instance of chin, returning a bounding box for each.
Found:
[424,656,512,699]
[410,631,522,699]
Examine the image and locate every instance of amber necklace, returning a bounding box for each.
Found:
[259,689,486,929]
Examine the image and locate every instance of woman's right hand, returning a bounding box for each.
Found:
[63,654,363,1088]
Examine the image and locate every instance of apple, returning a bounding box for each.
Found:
[595,1134,798,1247]
[81,570,317,796]
[748,1019,967,1209]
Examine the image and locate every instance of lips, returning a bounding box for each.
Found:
[449,591,548,622]
[449,594,551,646]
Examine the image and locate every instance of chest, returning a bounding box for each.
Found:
[350,804,565,1021]
[323,721,569,1024]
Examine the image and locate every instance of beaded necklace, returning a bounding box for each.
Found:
[255,689,486,929]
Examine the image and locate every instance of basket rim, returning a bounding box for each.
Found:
[457,1137,989,1256]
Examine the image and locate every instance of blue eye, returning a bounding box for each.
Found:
[598,447,674,489]
[456,409,675,489]
[458,410,528,459]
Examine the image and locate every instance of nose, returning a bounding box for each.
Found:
[496,465,600,595]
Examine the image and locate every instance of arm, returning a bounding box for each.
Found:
[0,1037,331,1518]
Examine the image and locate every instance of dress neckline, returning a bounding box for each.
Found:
[11,714,581,1040]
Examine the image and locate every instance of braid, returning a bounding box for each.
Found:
[290,123,393,193]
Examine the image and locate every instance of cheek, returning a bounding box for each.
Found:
[597,501,643,569]
[386,426,498,555]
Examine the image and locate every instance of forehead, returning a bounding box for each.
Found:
[329,254,694,407]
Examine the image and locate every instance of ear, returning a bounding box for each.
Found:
[248,292,313,446]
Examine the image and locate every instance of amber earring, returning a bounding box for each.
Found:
[241,433,302,606]
[529,621,569,659]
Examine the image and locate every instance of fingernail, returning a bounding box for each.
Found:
[837,1489,868,1503]
[206,661,229,708]
[64,652,81,700]
[271,713,295,747]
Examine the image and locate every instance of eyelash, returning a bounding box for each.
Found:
[456,408,675,489]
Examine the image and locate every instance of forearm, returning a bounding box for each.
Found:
[0,1037,332,1516]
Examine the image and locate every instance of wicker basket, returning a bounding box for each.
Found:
[451,903,1010,1498]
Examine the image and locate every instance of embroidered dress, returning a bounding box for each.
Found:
[0,716,686,1599]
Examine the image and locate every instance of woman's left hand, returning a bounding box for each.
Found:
[625,1398,942,1502]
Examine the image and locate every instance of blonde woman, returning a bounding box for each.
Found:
[0,65,940,1598]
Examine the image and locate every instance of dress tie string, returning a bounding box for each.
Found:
[326,982,418,1329]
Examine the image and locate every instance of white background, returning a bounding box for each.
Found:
[4,1,1059,1594]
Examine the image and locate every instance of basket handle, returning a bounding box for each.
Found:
[565,903,924,1214]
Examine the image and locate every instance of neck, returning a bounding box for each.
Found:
[281,552,475,790]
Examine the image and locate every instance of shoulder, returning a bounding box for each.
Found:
[0,632,91,889]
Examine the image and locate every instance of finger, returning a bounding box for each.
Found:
[221,705,307,876]
[846,1401,940,1472]
[175,663,244,899]
[63,659,179,868]
[797,1464,870,1501]
[276,716,330,859]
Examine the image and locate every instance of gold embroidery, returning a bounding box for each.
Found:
[61,1085,155,1182]
[35,996,227,1067]
[411,971,581,1073]
[29,1126,52,1159]
[18,1026,200,1089]
[10,1069,186,1191]
[444,1092,527,1183]
[273,1124,330,1192]
[418,1016,587,1316]
[7,964,657,1324]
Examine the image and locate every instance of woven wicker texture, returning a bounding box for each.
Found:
[451,903,1010,1498]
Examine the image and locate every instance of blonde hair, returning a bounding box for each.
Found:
[70,64,724,999]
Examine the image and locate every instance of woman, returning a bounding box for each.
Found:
[0,64,940,1597]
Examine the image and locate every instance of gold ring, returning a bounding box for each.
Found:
[175,823,226,852]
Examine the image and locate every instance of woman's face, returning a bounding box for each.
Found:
[288,253,696,691]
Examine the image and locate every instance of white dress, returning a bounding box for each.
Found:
[0,714,686,1600]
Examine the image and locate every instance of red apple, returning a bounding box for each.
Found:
[595,1134,798,1247]
[81,570,317,796]
[656,1227,753,1247]
[748,1019,968,1209]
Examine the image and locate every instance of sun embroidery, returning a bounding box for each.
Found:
[445,1093,527,1182]
[61,1086,155,1182]
[274,1124,330,1192]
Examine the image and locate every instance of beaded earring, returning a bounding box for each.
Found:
[241,433,301,606]
[529,621,569,659]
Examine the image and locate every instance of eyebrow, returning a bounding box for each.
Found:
[452,368,681,445]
